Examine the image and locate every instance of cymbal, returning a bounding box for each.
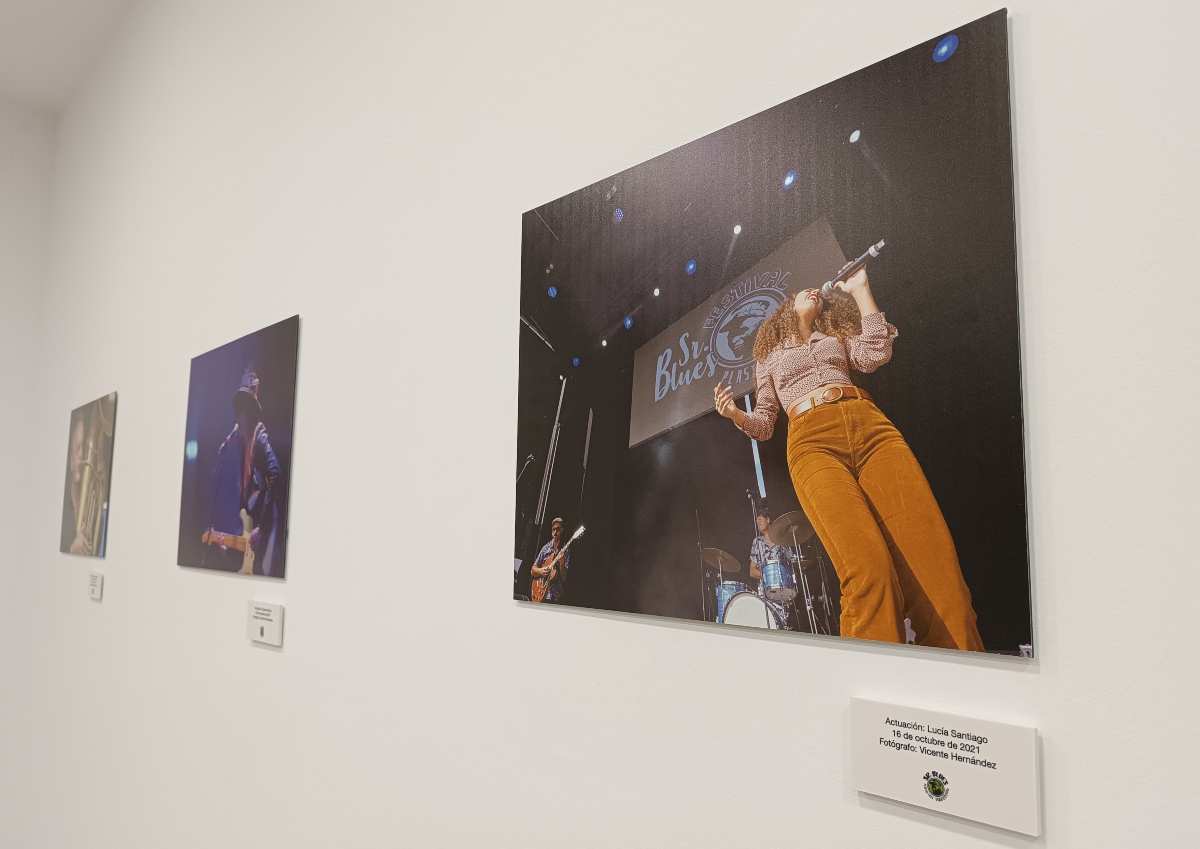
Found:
[767,510,815,546]
[701,547,742,574]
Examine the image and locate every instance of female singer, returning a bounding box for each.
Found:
[713,268,983,650]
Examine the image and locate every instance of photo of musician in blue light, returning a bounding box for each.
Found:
[177,316,299,579]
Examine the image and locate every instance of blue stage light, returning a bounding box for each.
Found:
[185,439,199,462]
[783,169,797,189]
[685,258,698,276]
[613,207,624,223]
[623,315,634,331]
[849,129,861,144]
[571,356,582,368]
[547,285,558,299]
[932,33,958,63]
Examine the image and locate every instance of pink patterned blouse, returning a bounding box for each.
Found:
[737,311,898,441]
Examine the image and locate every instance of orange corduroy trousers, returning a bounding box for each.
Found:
[786,397,984,651]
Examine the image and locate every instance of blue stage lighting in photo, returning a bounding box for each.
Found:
[685,258,698,276]
[185,439,199,462]
[932,33,959,63]
[571,356,582,368]
[547,285,558,299]
[613,207,624,223]
[782,169,797,189]
[623,315,634,331]
[849,129,861,144]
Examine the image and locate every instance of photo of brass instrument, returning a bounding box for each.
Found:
[60,392,118,557]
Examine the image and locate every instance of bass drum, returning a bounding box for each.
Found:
[715,581,750,623]
[721,592,785,630]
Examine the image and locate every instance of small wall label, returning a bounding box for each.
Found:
[850,697,1040,836]
[247,602,285,647]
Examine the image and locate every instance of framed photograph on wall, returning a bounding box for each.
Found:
[177,316,300,579]
[514,10,1033,656]
[60,392,118,557]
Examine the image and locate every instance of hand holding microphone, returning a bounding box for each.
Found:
[830,266,870,296]
[820,239,885,299]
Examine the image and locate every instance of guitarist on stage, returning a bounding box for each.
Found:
[228,367,283,576]
[530,517,571,603]
[199,368,283,576]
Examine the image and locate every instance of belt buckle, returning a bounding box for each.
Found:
[821,386,844,404]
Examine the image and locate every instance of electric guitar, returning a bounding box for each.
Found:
[530,525,585,603]
[201,508,257,576]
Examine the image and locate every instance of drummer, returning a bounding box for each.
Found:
[748,503,793,593]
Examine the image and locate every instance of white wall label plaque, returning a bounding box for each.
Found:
[247,602,285,647]
[850,697,1040,836]
[88,571,104,601]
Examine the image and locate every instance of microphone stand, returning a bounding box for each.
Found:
[792,525,820,635]
[745,490,759,540]
[745,491,770,628]
[576,409,593,521]
[516,455,536,484]
[526,376,566,568]
[816,548,836,635]
[695,509,710,622]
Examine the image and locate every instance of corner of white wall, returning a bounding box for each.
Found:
[0,93,53,849]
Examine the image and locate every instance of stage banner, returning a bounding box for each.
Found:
[629,218,846,446]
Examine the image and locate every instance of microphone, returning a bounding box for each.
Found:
[217,424,239,454]
[820,239,886,298]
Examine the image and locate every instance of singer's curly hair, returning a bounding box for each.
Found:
[752,290,863,361]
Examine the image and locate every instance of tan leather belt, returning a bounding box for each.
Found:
[788,384,871,418]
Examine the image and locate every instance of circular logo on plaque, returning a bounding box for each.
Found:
[708,289,787,369]
[922,770,950,802]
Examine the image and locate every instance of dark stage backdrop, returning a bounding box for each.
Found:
[515,10,1030,653]
[177,316,299,577]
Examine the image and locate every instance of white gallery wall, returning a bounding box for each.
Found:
[8,1,1199,847]
[0,95,50,846]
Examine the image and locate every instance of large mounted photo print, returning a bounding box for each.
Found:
[60,392,118,557]
[515,10,1033,656]
[177,316,299,579]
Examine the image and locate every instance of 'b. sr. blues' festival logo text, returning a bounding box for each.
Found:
[653,270,791,402]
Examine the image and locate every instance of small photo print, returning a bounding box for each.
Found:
[60,392,118,557]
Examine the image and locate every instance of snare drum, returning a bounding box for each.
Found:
[715,581,750,623]
[761,557,798,603]
[722,592,785,629]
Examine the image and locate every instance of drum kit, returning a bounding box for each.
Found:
[700,510,839,635]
